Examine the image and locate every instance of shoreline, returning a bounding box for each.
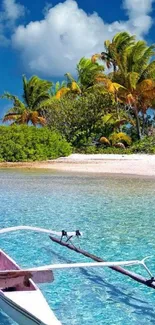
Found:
[0,154,155,177]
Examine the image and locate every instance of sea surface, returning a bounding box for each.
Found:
[0,169,155,325]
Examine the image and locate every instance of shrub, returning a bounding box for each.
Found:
[109,132,132,146]
[76,146,132,154]
[131,136,155,153]
[0,125,72,162]
[45,91,115,147]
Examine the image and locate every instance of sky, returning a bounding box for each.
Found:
[0,0,155,118]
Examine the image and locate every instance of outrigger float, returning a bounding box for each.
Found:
[0,226,154,325]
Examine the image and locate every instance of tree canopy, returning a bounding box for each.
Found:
[1,31,155,157]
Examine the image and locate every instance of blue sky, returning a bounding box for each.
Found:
[0,0,155,118]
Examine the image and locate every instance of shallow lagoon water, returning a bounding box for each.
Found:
[0,169,155,325]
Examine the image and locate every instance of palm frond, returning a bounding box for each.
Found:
[20,110,29,124]
[104,39,111,51]
[113,32,135,52]
[3,113,20,123]
[55,87,70,99]
[77,57,105,89]
[91,54,101,63]
[140,60,155,80]
[136,79,155,92]
[22,75,29,107]
[32,93,51,110]
[71,81,81,93]
[134,45,155,74]
[36,116,46,126]
[22,75,52,109]
[126,72,139,90]
[1,92,25,113]
[65,73,76,86]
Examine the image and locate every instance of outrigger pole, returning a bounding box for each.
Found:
[0,226,81,237]
[0,226,154,290]
[49,235,155,290]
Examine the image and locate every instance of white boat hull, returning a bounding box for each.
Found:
[0,249,61,325]
[0,289,61,325]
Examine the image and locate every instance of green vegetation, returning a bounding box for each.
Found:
[1,31,155,161]
[131,137,155,154]
[0,126,71,162]
[1,76,52,126]
[44,91,115,147]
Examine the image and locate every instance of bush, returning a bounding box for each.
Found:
[109,132,132,146]
[76,146,132,154]
[0,125,72,162]
[45,91,115,147]
[131,136,155,153]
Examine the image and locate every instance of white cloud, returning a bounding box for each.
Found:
[123,0,154,35]
[42,2,53,16]
[0,0,25,45]
[123,0,153,17]
[2,0,25,21]
[12,0,155,76]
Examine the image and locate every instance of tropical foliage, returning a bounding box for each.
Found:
[95,34,155,139]
[0,126,71,161]
[1,31,155,160]
[45,91,115,147]
[2,76,52,125]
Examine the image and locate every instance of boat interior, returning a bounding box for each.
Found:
[0,250,35,291]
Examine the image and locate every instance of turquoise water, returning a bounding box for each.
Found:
[0,169,155,325]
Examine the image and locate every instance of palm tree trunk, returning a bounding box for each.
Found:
[134,108,141,140]
[142,112,145,136]
[113,63,117,74]
[115,93,122,132]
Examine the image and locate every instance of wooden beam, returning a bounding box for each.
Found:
[0,270,54,284]
[49,235,155,290]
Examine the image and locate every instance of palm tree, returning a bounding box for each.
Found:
[2,75,52,125]
[56,57,105,97]
[77,57,105,91]
[49,80,76,99]
[93,35,155,139]
[92,32,135,73]
[113,40,155,138]
[118,78,155,138]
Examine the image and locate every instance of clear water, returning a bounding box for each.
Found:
[0,169,155,325]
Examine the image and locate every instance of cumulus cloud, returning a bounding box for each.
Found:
[12,0,155,76]
[0,0,25,45]
[42,2,53,16]
[1,0,25,21]
[123,0,153,17]
[123,0,154,35]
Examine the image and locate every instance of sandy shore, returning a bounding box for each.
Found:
[0,154,155,177]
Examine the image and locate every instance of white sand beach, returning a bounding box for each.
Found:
[0,154,155,177]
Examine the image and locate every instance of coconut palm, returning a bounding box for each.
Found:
[50,81,67,96]
[114,41,155,82]
[92,32,136,73]
[77,57,105,91]
[93,36,155,138]
[2,75,52,125]
[112,41,155,138]
[56,57,105,97]
[49,80,75,99]
[118,77,155,138]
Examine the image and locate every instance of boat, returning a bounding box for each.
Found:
[0,249,61,325]
[0,225,154,325]
[0,226,82,325]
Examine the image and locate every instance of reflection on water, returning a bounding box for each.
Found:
[0,169,155,324]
